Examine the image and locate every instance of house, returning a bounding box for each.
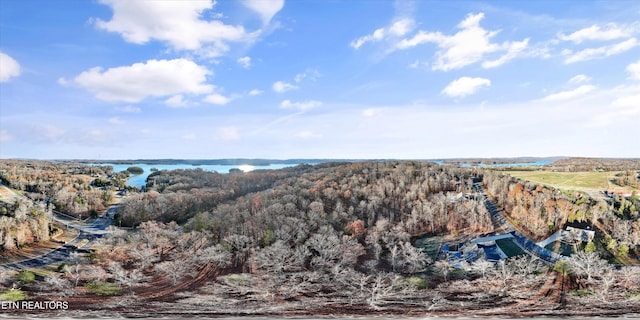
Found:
[563,226,595,243]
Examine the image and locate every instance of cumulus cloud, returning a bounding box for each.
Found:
[294,68,321,83]
[569,74,591,84]
[564,38,638,64]
[248,89,263,96]
[280,99,322,111]
[350,18,415,49]
[272,81,298,93]
[481,39,529,69]
[0,52,21,82]
[241,0,284,25]
[442,77,491,98]
[627,60,640,80]
[540,85,596,102]
[165,94,188,108]
[395,13,529,71]
[95,0,258,57]
[558,24,631,43]
[203,93,231,105]
[237,56,251,69]
[73,58,213,102]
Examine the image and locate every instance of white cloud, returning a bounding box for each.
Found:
[0,52,20,82]
[569,74,591,84]
[612,94,640,110]
[442,77,491,98]
[217,126,240,141]
[481,38,529,69]
[558,24,631,43]
[116,105,141,113]
[95,0,256,57]
[627,60,640,80]
[350,18,415,49]
[74,58,213,102]
[108,117,125,125]
[203,93,231,105]
[248,89,263,96]
[564,38,638,64]
[241,0,284,25]
[272,81,298,93]
[237,56,251,69]
[294,68,321,83]
[540,85,596,102]
[165,94,188,108]
[396,13,528,71]
[280,99,322,111]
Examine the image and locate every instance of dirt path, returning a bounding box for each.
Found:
[135,263,221,301]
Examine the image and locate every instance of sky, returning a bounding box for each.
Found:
[0,0,639,160]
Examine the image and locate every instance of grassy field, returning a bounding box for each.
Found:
[506,170,636,195]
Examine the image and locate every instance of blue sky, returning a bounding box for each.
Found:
[0,0,639,159]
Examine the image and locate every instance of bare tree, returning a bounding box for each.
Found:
[155,260,192,285]
[597,269,617,302]
[195,244,232,268]
[434,260,453,281]
[567,251,609,282]
[84,265,109,283]
[471,257,493,279]
[130,245,159,271]
[43,274,73,297]
[108,262,144,295]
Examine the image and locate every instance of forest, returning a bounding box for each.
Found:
[1,159,639,316]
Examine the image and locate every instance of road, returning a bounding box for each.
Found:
[0,205,117,271]
[473,181,564,265]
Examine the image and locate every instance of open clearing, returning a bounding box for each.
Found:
[506,170,637,196]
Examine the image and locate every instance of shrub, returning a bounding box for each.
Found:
[16,270,35,284]
[0,289,29,301]
[404,276,428,290]
[85,282,121,296]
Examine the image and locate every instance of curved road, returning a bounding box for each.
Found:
[473,181,564,265]
[0,205,117,271]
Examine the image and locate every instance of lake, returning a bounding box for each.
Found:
[91,163,299,188]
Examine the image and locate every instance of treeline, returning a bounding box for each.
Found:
[481,170,640,257]
[117,164,333,226]
[547,158,640,172]
[0,160,123,216]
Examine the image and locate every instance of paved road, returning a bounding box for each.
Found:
[0,205,117,271]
